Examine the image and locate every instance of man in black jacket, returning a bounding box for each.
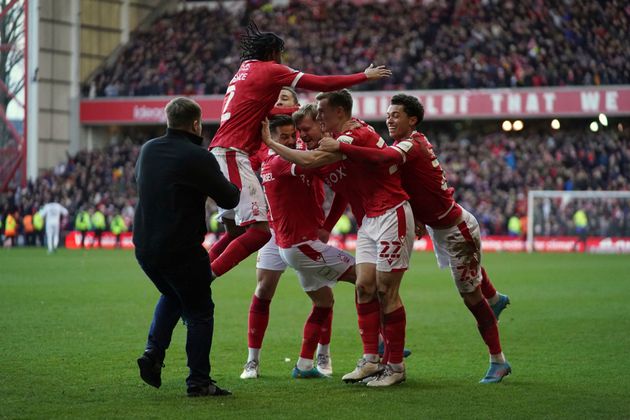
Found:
[133,97,240,397]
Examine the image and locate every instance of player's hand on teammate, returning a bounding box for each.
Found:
[415,221,427,238]
[261,118,273,145]
[318,228,331,244]
[317,136,340,153]
[364,63,392,80]
[341,119,362,132]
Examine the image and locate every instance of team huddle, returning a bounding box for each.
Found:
[206,24,512,387]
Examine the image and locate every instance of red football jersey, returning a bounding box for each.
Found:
[309,161,366,226]
[393,132,461,228]
[261,154,324,248]
[338,125,408,217]
[211,60,303,156]
[211,60,368,156]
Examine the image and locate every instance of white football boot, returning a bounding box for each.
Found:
[341,357,383,383]
[240,359,260,379]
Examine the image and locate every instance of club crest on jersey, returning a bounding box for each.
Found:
[251,202,260,216]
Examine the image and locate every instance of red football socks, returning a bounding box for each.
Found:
[211,228,271,277]
[247,294,271,349]
[300,306,332,359]
[319,308,333,346]
[383,306,406,364]
[208,232,236,261]
[356,298,380,355]
[480,266,497,300]
[467,299,502,355]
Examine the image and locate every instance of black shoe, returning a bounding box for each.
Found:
[137,352,163,389]
[187,380,232,397]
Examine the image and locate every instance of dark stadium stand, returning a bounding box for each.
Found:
[86,0,630,97]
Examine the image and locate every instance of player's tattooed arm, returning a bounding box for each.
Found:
[261,119,342,168]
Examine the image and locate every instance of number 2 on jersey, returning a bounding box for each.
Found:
[221,84,236,123]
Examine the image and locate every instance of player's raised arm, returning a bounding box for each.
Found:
[261,119,342,169]
[242,24,391,93]
[318,137,406,166]
[294,64,392,92]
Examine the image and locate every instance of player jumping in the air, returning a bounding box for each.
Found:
[318,94,512,383]
[262,90,414,387]
[258,115,357,378]
[208,22,391,279]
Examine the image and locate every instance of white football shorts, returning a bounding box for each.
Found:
[279,240,355,292]
[426,208,483,293]
[256,229,287,272]
[211,147,269,227]
[355,201,414,272]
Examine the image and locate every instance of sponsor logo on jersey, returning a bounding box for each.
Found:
[322,166,347,186]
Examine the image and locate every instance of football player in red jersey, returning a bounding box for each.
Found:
[293,104,366,236]
[263,90,414,387]
[292,103,413,363]
[318,94,512,383]
[241,106,340,380]
[248,86,301,173]
[207,22,391,279]
[257,115,357,379]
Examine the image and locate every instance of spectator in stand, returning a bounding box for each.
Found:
[86,1,630,97]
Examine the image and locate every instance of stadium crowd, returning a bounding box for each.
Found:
[87,0,630,97]
[1,140,140,247]
[2,126,629,246]
[434,128,630,237]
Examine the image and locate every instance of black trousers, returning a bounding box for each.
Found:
[93,229,103,247]
[137,253,215,388]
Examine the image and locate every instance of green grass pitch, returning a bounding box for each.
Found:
[1,249,629,419]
